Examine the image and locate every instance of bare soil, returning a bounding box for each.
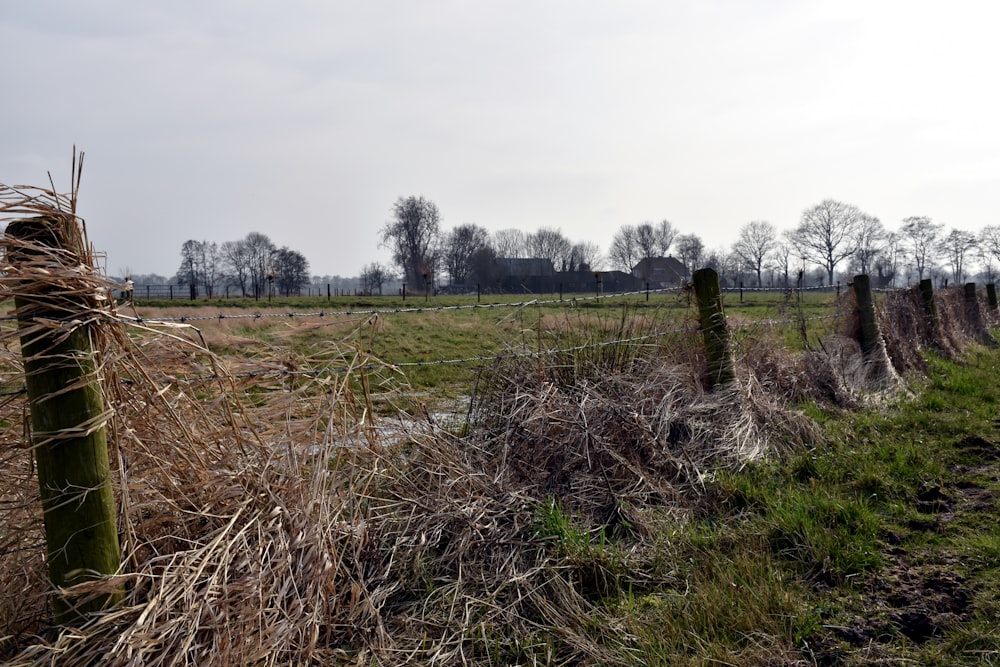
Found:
[812,432,999,664]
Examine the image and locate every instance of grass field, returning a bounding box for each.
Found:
[122,288,841,403]
[4,279,999,666]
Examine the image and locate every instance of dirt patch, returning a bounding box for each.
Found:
[883,563,972,643]
[817,434,1000,657]
[823,559,974,651]
[915,484,953,514]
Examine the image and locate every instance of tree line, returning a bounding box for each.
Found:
[375,195,1000,292]
[158,196,995,298]
[718,201,997,289]
[173,232,310,298]
[370,196,602,293]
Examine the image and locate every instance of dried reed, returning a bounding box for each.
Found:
[2,176,994,665]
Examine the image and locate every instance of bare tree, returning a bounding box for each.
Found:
[772,239,793,288]
[380,196,441,286]
[177,240,201,295]
[939,228,977,285]
[635,222,658,261]
[634,219,677,261]
[221,238,252,296]
[850,215,886,278]
[441,224,490,285]
[732,220,777,287]
[359,262,392,295]
[873,232,904,288]
[492,228,526,258]
[704,246,741,287]
[789,199,864,285]
[244,232,277,299]
[201,241,221,298]
[608,224,640,272]
[272,247,310,296]
[979,225,1000,283]
[468,246,502,286]
[675,233,704,278]
[655,219,677,256]
[525,227,572,271]
[569,241,603,272]
[176,240,222,298]
[899,216,943,281]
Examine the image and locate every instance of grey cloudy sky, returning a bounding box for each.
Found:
[3,1,999,279]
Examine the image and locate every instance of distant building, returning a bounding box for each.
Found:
[632,256,688,286]
[497,257,556,277]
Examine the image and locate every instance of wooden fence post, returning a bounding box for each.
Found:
[919,278,940,333]
[964,282,978,316]
[7,216,122,624]
[852,274,899,385]
[693,267,735,389]
[852,274,882,360]
[964,282,996,345]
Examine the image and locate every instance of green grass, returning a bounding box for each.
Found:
[581,346,1000,664]
[130,290,839,405]
[118,292,1000,663]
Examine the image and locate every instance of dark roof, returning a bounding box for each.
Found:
[632,256,688,283]
[497,257,556,276]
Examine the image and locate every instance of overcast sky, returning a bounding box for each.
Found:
[3,1,999,279]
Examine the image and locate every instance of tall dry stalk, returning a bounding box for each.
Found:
[1,176,993,667]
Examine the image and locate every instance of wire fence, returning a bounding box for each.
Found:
[119,280,845,304]
[97,282,845,325]
[110,309,842,387]
[2,262,931,399]
[0,276,861,391]
[0,304,842,393]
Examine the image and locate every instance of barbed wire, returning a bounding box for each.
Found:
[0,309,844,393]
[116,284,851,325]
[162,321,705,384]
[114,286,685,324]
[135,312,842,384]
[721,284,843,292]
[0,282,913,327]
[0,289,664,325]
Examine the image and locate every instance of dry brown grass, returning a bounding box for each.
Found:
[0,272,822,666]
[3,176,997,665]
[879,283,998,377]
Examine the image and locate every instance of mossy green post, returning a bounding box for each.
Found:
[8,217,122,624]
[852,275,881,360]
[693,267,734,389]
[987,283,998,311]
[919,278,939,332]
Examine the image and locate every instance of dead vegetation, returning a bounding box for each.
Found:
[1,178,998,665]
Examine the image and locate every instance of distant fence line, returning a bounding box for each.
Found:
[4,275,991,401]
[124,284,346,300]
[107,283,853,326]
[120,281,842,302]
[0,283,838,328]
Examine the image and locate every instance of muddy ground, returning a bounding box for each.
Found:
[811,433,999,664]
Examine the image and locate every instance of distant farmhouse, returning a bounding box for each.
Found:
[493,257,643,294]
[497,257,556,278]
[631,256,688,287]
